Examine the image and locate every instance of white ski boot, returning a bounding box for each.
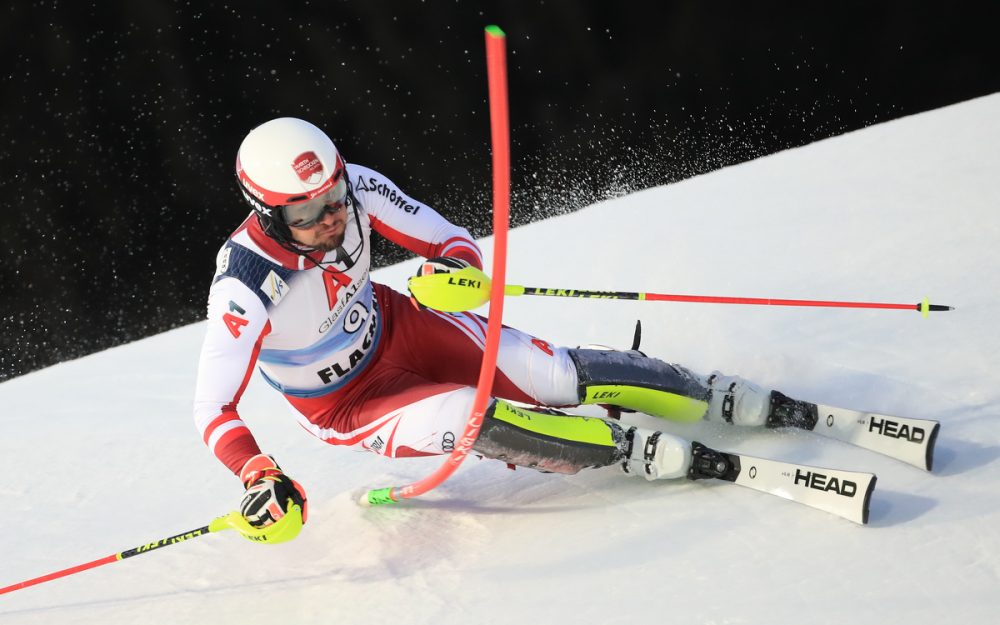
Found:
[703,372,771,427]
[621,427,692,480]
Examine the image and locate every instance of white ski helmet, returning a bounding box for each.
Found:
[235,117,349,241]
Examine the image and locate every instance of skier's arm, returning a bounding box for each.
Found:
[193,278,271,476]
[354,165,483,269]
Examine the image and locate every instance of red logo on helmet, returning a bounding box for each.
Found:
[292,152,324,185]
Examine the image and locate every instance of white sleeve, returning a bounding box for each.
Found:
[192,277,271,475]
[351,164,483,268]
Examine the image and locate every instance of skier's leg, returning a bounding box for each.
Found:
[292,370,692,480]
[375,283,580,406]
[373,286,810,436]
[474,400,692,480]
[386,286,748,428]
[567,347,711,422]
[568,347,818,430]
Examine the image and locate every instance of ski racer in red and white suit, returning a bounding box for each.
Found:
[194,161,582,472]
[194,118,789,535]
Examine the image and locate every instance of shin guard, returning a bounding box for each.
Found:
[567,348,710,422]
[473,401,624,474]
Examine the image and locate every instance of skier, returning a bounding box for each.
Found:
[194,117,814,540]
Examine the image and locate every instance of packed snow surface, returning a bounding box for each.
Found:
[2,94,999,624]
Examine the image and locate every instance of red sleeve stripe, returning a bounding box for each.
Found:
[223,320,272,414]
[441,245,483,269]
[369,217,483,267]
[200,320,271,475]
[439,235,483,265]
[206,417,250,451]
[369,215,436,258]
[202,411,241,445]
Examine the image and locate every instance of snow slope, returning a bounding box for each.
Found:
[2,94,999,625]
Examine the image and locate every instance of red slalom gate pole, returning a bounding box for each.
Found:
[360,25,511,506]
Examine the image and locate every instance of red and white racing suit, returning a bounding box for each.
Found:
[193,164,580,476]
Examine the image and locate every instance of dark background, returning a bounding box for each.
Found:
[2,1,998,381]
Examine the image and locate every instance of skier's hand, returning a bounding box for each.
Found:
[409,256,471,309]
[238,454,308,528]
[416,256,471,278]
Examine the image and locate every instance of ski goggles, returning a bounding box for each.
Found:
[280,175,349,229]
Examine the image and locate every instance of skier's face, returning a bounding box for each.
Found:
[289,203,348,251]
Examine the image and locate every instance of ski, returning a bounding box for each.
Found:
[809,404,939,471]
[688,442,876,525]
[767,393,940,471]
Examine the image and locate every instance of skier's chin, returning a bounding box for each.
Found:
[313,231,345,252]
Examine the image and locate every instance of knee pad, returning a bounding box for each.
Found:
[567,348,710,422]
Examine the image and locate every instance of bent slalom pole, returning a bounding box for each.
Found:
[408,267,955,318]
[359,25,511,507]
[0,509,302,596]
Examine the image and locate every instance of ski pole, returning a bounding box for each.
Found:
[506,287,953,317]
[0,514,232,596]
[360,24,511,506]
[408,268,955,318]
[0,508,301,596]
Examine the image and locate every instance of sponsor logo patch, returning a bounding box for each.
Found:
[216,246,232,275]
[315,306,378,384]
[260,270,290,305]
[355,174,421,214]
[292,151,324,184]
[240,187,272,216]
[240,178,266,201]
